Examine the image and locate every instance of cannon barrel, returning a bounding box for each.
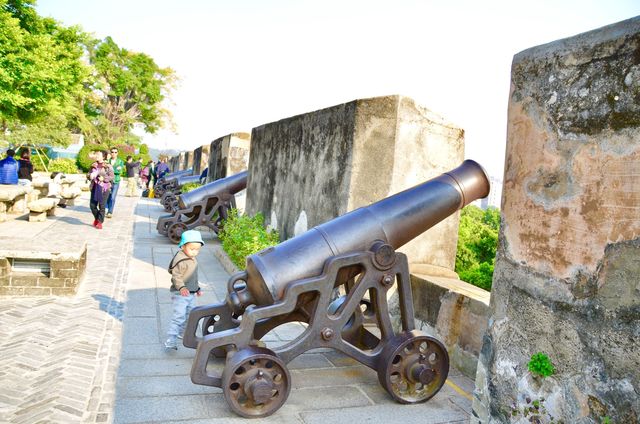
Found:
[163,169,193,183]
[176,174,202,186]
[178,171,248,210]
[241,160,489,307]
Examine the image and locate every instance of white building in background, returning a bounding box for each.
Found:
[473,175,502,210]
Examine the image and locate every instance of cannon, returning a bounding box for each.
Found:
[156,171,248,243]
[160,174,203,212]
[154,169,192,197]
[183,160,490,418]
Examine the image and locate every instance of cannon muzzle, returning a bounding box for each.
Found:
[176,174,201,186]
[178,171,248,210]
[241,160,489,307]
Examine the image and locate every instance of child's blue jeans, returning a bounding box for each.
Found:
[167,292,196,340]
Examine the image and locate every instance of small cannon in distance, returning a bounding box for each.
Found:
[153,169,193,197]
[183,160,490,418]
[160,174,203,212]
[156,171,248,244]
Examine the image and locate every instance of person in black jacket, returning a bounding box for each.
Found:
[17,148,33,186]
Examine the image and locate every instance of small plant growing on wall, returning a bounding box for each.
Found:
[528,352,555,378]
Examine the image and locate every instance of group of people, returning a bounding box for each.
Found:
[88,149,170,228]
[3,146,199,352]
[0,148,34,185]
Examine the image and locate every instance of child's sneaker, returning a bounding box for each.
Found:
[164,338,178,350]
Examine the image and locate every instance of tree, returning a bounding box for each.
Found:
[83,36,175,146]
[455,205,500,291]
[0,0,89,146]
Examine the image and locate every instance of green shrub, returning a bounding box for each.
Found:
[528,352,555,378]
[31,154,50,172]
[76,143,100,171]
[48,158,80,174]
[181,182,201,193]
[139,143,149,154]
[218,209,280,269]
[455,205,499,291]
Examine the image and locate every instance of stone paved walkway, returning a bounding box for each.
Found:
[0,192,476,424]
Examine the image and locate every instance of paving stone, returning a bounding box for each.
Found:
[116,375,221,397]
[113,394,232,423]
[300,399,468,424]
[118,358,194,377]
[124,290,157,317]
[290,365,379,389]
[121,317,159,345]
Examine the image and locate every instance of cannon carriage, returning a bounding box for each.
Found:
[160,174,202,212]
[156,171,248,243]
[183,160,490,418]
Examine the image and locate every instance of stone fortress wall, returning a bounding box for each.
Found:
[163,15,639,423]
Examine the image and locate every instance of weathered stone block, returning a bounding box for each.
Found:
[192,144,210,176]
[0,286,24,296]
[10,275,39,287]
[51,287,77,296]
[246,95,463,268]
[23,287,51,296]
[51,260,78,271]
[474,16,640,424]
[207,132,251,182]
[51,269,79,279]
[64,278,80,288]
[37,277,67,288]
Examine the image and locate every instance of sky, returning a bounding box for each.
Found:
[36,0,640,179]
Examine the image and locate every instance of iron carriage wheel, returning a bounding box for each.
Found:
[377,330,449,404]
[167,222,187,244]
[222,346,291,418]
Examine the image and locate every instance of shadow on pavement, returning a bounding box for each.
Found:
[92,294,125,321]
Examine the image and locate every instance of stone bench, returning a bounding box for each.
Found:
[0,185,30,222]
[27,198,60,222]
[59,185,82,206]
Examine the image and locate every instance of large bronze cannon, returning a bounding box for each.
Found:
[160,174,203,212]
[154,169,192,197]
[157,170,248,243]
[183,160,490,418]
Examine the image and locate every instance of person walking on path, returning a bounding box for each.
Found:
[125,156,141,196]
[165,230,204,350]
[0,149,19,185]
[142,160,156,189]
[17,148,33,186]
[106,147,124,218]
[155,157,170,181]
[87,150,115,229]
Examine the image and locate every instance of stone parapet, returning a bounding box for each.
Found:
[246,95,464,269]
[474,16,640,424]
[0,242,87,296]
[192,144,210,176]
[207,132,251,182]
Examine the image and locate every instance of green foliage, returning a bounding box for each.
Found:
[47,158,79,174]
[181,182,201,193]
[528,352,556,378]
[218,209,280,270]
[0,0,89,142]
[83,36,176,144]
[76,143,100,172]
[139,143,149,154]
[455,205,500,291]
